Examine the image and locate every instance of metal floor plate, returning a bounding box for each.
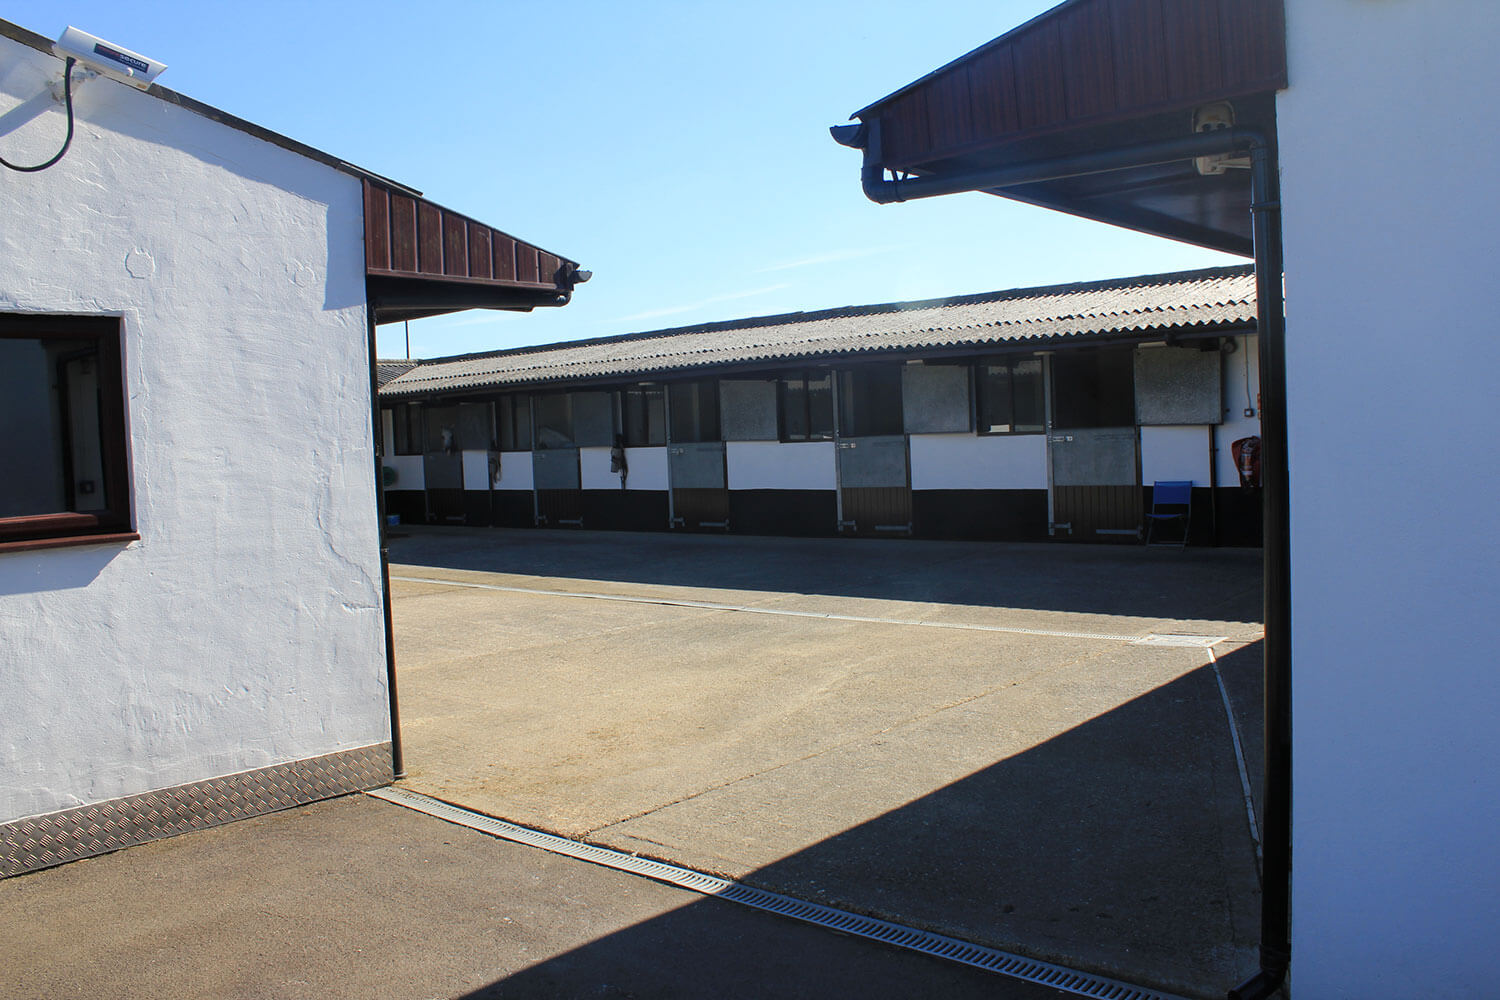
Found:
[368,786,1189,1000]
[1131,633,1228,648]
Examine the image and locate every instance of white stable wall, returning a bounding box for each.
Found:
[1214,335,1260,487]
[492,451,533,490]
[461,449,491,491]
[622,447,669,491]
[1139,427,1209,486]
[1279,3,1500,995]
[727,441,837,490]
[580,446,618,490]
[0,35,387,823]
[908,433,1046,490]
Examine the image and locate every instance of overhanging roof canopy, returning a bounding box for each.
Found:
[848,0,1287,255]
[363,179,583,323]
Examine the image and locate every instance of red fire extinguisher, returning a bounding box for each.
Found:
[1232,436,1261,488]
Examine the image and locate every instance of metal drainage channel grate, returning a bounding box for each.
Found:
[368,786,1187,1000]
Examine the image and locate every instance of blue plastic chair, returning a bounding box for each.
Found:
[1146,481,1193,546]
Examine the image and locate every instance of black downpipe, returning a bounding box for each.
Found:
[1229,135,1290,1000]
[846,123,1290,998]
[366,302,406,779]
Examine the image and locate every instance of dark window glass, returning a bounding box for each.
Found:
[668,379,720,443]
[1052,348,1135,429]
[0,315,131,547]
[621,385,665,447]
[496,394,532,451]
[977,356,1045,434]
[533,392,574,449]
[778,372,834,441]
[391,404,419,455]
[837,366,903,437]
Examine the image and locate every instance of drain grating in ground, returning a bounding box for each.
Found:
[368,786,1192,1000]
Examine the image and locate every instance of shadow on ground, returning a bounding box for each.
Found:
[389,526,1262,623]
[461,641,1266,1000]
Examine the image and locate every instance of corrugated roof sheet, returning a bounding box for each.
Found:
[377,360,419,387]
[382,265,1255,398]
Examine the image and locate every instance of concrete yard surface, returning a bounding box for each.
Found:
[388,527,1266,998]
[0,793,1076,1000]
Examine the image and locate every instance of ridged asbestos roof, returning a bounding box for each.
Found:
[376,360,418,387]
[381,265,1255,398]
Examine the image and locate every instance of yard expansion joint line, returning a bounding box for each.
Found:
[392,575,1227,648]
[368,786,1190,1000]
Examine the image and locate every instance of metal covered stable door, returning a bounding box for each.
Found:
[836,435,911,534]
[1048,427,1141,540]
[532,448,582,526]
[668,441,728,530]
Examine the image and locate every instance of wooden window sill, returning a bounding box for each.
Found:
[0,531,140,555]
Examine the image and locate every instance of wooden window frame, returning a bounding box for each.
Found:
[777,372,835,443]
[390,403,424,456]
[620,384,665,448]
[976,355,1046,436]
[0,314,136,554]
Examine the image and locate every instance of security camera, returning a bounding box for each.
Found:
[52,27,167,91]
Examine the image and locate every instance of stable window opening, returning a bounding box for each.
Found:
[668,379,720,443]
[977,355,1045,434]
[777,372,834,442]
[621,384,666,447]
[837,365,903,437]
[0,314,133,551]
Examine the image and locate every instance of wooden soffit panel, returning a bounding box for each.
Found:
[855,0,1287,169]
[363,179,579,321]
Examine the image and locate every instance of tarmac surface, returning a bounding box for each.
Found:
[386,527,1266,998]
[0,792,1075,1000]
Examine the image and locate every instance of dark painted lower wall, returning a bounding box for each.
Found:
[491,490,537,529]
[913,490,1049,542]
[428,488,466,524]
[390,485,1263,546]
[1200,486,1263,547]
[583,490,670,532]
[1142,485,1263,547]
[384,489,425,526]
[729,490,838,537]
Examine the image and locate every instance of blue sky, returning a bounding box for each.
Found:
[9,2,1240,359]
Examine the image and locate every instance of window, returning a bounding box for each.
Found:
[533,392,574,449]
[777,372,834,441]
[1051,348,1135,429]
[0,314,133,551]
[837,366,903,437]
[391,403,423,455]
[495,393,532,451]
[621,384,665,447]
[977,355,1045,434]
[668,379,720,443]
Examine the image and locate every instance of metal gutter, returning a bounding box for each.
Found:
[837,122,1292,999]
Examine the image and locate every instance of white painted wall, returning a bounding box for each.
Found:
[1139,427,1209,486]
[623,447,669,491]
[727,441,837,490]
[1279,3,1500,994]
[908,433,1046,490]
[0,35,387,823]
[580,445,620,490]
[461,449,491,491]
[383,454,425,491]
[1214,335,1261,487]
[492,451,533,490]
